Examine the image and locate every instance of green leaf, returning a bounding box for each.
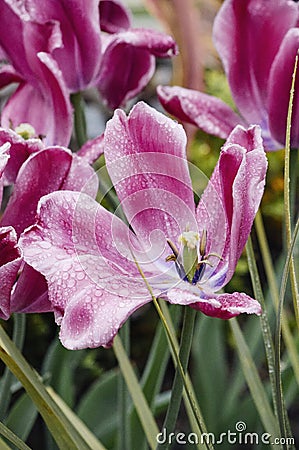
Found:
[47,388,107,450]
[192,316,228,433]
[113,335,159,450]
[230,318,279,445]
[42,338,84,408]
[0,420,32,450]
[6,393,37,443]
[0,325,107,450]
[76,370,119,448]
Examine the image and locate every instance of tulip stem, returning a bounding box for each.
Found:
[0,314,26,421]
[157,306,196,450]
[71,92,87,148]
[283,53,299,329]
[245,236,278,418]
[118,320,131,450]
[276,51,299,444]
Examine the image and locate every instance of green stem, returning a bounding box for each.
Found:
[71,92,87,148]
[289,149,298,229]
[118,320,131,450]
[157,307,196,450]
[245,237,278,417]
[0,314,26,421]
[275,217,299,449]
[284,54,299,329]
[255,210,299,387]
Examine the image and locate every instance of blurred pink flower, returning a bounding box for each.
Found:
[11,0,178,111]
[20,102,266,349]
[0,1,72,146]
[158,0,299,150]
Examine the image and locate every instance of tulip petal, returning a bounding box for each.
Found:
[1,53,73,147]
[10,264,52,314]
[268,28,299,147]
[157,85,244,139]
[0,127,44,184]
[167,283,261,319]
[99,0,131,33]
[220,125,267,281]
[25,0,102,91]
[59,287,151,349]
[1,147,72,234]
[98,29,178,108]
[20,190,154,348]
[62,154,99,198]
[77,133,105,164]
[196,125,267,287]
[0,64,23,88]
[0,142,10,177]
[0,226,22,320]
[104,102,197,262]
[213,0,299,124]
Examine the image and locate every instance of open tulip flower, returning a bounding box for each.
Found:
[19,102,267,350]
[158,0,299,150]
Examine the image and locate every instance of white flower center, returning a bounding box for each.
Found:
[15,123,36,140]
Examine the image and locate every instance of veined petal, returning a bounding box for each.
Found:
[104,102,197,262]
[59,287,151,349]
[268,28,299,147]
[0,226,22,320]
[220,125,267,281]
[0,142,10,177]
[1,53,73,147]
[77,133,105,164]
[25,0,102,91]
[196,125,267,286]
[167,283,261,319]
[1,147,72,234]
[97,29,178,109]
[19,190,155,348]
[0,127,44,184]
[10,264,52,314]
[191,292,262,319]
[99,0,131,33]
[0,64,23,89]
[0,142,10,206]
[213,0,299,124]
[157,85,244,139]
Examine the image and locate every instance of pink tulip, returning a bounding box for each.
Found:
[20,103,266,349]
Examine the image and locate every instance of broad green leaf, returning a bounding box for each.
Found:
[230,318,279,445]
[0,420,32,450]
[76,370,118,448]
[47,388,107,450]
[42,338,84,408]
[0,325,106,450]
[192,316,228,433]
[6,393,37,443]
[113,335,159,450]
